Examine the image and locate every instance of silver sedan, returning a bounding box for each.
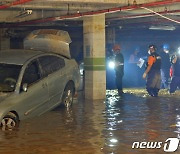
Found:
[0,49,80,130]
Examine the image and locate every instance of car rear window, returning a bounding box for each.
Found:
[39,55,65,77]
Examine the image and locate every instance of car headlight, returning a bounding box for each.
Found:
[108,61,115,69]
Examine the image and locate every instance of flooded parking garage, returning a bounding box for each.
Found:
[0,88,180,154]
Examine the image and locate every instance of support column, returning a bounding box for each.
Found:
[83,14,106,100]
[0,29,10,51]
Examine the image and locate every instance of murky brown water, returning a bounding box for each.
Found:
[0,89,180,154]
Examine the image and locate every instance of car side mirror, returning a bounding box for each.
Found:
[22,83,28,92]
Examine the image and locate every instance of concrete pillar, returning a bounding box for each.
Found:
[83,14,106,100]
[0,29,10,51]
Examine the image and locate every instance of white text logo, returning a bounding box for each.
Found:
[132,138,180,152]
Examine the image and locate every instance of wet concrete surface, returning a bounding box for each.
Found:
[0,88,180,154]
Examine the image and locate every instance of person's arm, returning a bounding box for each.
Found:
[170,55,177,64]
[143,65,152,78]
[172,56,177,64]
[142,56,155,79]
[115,54,124,66]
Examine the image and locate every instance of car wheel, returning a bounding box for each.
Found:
[1,112,19,131]
[62,82,74,108]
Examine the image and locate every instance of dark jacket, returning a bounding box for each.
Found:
[172,56,180,77]
[159,51,170,70]
[115,53,124,76]
[150,52,161,71]
[146,52,161,73]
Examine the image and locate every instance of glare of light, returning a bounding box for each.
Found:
[80,69,83,75]
[113,113,120,116]
[108,117,116,120]
[117,120,123,123]
[109,144,115,147]
[178,47,180,55]
[175,115,180,137]
[108,61,115,69]
[110,138,118,143]
[108,127,116,131]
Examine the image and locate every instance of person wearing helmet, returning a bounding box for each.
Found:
[113,44,124,96]
[159,44,171,89]
[143,45,161,97]
[169,50,180,94]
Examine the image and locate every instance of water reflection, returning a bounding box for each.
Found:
[103,90,180,154]
[0,89,180,153]
[175,115,180,138]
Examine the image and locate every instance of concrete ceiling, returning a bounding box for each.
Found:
[0,0,180,31]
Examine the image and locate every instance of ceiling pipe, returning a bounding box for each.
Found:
[11,3,116,11]
[57,0,180,19]
[0,0,33,9]
[3,0,180,26]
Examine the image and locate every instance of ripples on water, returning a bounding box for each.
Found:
[0,89,180,154]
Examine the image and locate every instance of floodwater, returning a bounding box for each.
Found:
[0,88,180,154]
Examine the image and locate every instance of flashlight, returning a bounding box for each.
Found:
[108,61,115,69]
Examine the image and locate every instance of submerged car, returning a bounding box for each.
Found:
[0,49,80,130]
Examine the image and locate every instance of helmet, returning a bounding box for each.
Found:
[163,44,169,50]
[113,44,120,51]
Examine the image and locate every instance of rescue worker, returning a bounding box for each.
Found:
[159,44,171,89]
[143,45,161,97]
[169,51,180,94]
[128,48,140,87]
[113,44,124,96]
[128,48,139,64]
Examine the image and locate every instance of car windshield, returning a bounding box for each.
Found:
[0,63,22,92]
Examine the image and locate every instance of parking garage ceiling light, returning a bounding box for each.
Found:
[149,25,176,31]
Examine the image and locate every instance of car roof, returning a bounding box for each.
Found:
[0,49,48,65]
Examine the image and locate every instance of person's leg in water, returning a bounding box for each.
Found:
[115,72,123,96]
[170,76,179,94]
[152,72,161,97]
